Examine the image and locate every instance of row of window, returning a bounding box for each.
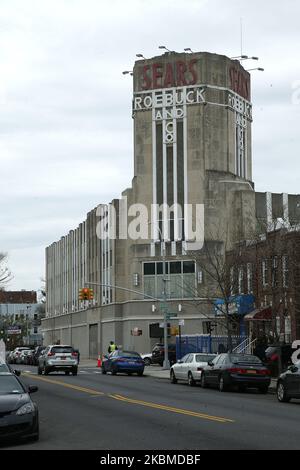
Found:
[143,261,196,299]
[231,256,289,295]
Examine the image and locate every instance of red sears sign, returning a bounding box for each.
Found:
[139,59,198,90]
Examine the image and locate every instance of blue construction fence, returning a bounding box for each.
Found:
[176,334,248,360]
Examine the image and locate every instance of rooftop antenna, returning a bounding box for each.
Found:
[240,17,243,56]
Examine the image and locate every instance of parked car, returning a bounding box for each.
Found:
[0,372,39,442]
[18,350,34,365]
[170,353,217,386]
[141,353,153,366]
[32,346,46,366]
[10,347,31,364]
[102,350,145,376]
[277,361,300,403]
[265,344,293,376]
[38,345,78,376]
[201,353,271,393]
[151,343,177,366]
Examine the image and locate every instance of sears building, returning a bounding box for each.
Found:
[43,51,300,357]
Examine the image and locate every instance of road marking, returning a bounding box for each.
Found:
[109,394,234,423]
[23,374,234,423]
[23,373,105,396]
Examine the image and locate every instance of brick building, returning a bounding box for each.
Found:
[227,228,300,342]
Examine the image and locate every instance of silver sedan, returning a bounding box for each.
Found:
[170,353,217,386]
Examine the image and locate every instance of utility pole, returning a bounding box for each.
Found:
[162,241,170,369]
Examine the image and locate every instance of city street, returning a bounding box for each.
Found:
[1,365,300,450]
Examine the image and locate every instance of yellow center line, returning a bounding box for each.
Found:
[23,373,105,396]
[109,394,234,423]
[23,373,234,423]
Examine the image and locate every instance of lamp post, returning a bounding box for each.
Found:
[161,240,170,369]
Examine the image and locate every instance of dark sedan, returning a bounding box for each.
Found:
[201,353,271,393]
[102,350,145,376]
[0,373,39,443]
[277,361,300,403]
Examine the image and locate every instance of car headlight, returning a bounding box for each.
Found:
[16,402,35,416]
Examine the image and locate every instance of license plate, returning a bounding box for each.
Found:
[128,362,136,365]
[247,370,257,374]
[59,357,67,360]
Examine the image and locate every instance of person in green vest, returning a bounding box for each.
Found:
[108,341,118,354]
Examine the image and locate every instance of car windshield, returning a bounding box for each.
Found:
[118,351,141,358]
[52,347,73,354]
[195,354,216,363]
[0,376,24,395]
[230,354,262,364]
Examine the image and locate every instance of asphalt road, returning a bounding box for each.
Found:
[1,365,300,450]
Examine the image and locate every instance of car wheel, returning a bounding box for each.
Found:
[101,367,106,375]
[65,371,70,376]
[127,372,132,376]
[144,358,151,366]
[258,385,269,394]
[137,371,143,376]
[37,366,42,375]
[218,375,228,392]
[201,373,208,388]
[277,381,291,403]
[31,422,39,442]
[188,372,195,386]
[111,369,117,375]
[170,370,177,384]
[44,367,50,375]
[72,368,78,376]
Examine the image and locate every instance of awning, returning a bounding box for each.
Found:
[244,307,272,321]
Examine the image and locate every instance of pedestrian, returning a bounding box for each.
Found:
[108,341,118,354]
[74,348,80,364]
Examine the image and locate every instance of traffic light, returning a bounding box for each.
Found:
[79,288,84,301]
[79,288,91,301]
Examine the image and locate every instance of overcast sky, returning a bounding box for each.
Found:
[0,0,299,292]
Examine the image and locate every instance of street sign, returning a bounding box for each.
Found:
[178,319,185,326]
[7,326,22,335]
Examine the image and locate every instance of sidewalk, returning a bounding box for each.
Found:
[79,360,277,392]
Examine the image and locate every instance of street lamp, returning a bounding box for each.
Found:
[246,67,264,72]
[122,70,133,76]
[230,55,249,60]
[184,48,194,53]
[149,222,170,369]
[158,45,171,53]
[136,53,147,59]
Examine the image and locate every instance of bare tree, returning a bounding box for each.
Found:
[0,253,12,287]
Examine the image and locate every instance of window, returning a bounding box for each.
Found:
[262,259,268,287]
[143,261,196,299]
[183,261,195,273]
[247,263,253,293]
[272,257,278,288]
[144,263,155,275]
[282,256,289,288]
[238,267,244,294]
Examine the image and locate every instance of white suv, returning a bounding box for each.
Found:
[38,345,78,376]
